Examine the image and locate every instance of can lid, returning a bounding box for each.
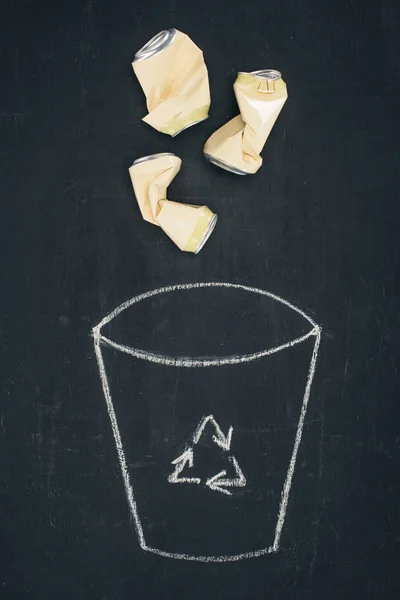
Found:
[133,29,176,62]
[204,153,248,176]
[251,69,282,81]
[133,153,176,166]
[195,214,218,254]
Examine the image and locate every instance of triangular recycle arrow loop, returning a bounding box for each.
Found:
[168,415,247,495]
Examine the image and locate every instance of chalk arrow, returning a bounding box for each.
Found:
[171,448,194,467]
[205,470,232,495]
[205,457,247,496]
[193,414,233,451]
[168,448,200,484]
[212,425,233,451]
[206,471,232,496]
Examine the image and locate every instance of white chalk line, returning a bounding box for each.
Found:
[272,326,322,552]
[93,332,146,547]
[98,328,318,368]
[92,282,318,338]
[205,470,231,495]
[92,283,322,562]
[205,456,247,496]
[171,448,194,465]
[222,456,247,488]
[168,416,243,493]
[192,414,232,449]
[141,544,276,562]
[167,448,201,484]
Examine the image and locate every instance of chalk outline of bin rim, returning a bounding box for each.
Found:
[92,282,322,563]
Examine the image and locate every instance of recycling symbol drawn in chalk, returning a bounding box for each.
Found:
[167,415,246,496]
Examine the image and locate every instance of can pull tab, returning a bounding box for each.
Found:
[251,69,282,94]
[256,79,277,94]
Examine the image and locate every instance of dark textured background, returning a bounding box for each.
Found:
[1,0,400,598]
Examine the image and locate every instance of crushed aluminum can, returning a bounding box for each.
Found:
[129,153,217,253]
[132,29,211,137]
[204,69,288,175]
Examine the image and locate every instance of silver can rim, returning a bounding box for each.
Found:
[133,152,177,166]
[195,214,218,254]
[250,69,282,81]
[204,153,248,176]
[171,116,209,137]
[134,29,176,62]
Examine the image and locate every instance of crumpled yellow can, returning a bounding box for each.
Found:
[204,69,288,175]
[132,29,211,137]
[129,153,217,253]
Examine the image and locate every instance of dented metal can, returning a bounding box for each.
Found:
[203,69,288,175]
[129,153,217,254]
[132,29,211,137]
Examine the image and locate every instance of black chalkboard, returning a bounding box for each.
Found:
[1,0,400,598]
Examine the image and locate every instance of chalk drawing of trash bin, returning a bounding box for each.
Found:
[92,283,321,562]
